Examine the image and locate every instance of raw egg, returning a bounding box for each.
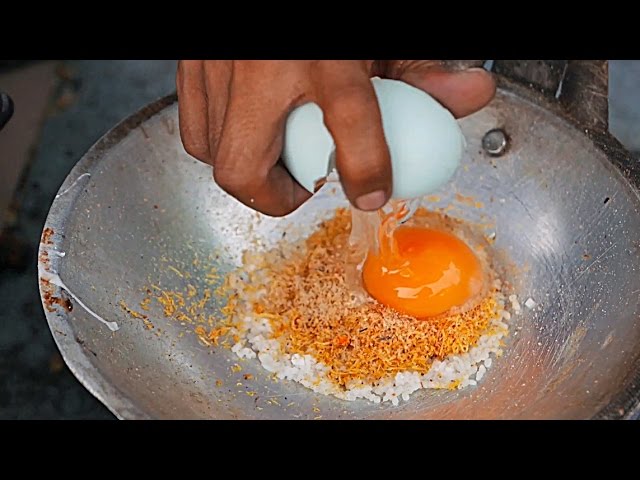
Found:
[362,225,485,318]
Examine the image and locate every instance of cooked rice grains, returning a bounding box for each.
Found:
[222,208,513,406]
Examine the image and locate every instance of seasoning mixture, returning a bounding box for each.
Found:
[121,207,516,406]
[222,208,514,405]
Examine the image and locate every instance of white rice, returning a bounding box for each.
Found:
[509,294,522,315]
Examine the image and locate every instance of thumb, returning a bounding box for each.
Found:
[396,62,496,118]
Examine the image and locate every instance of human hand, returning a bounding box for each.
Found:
[176,60,495,216]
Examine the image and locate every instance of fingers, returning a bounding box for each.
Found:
[203,60,233,162]
[176,60,211,163]
[213,67,311,217]
[399,66,497,118]
[314,61,392,211]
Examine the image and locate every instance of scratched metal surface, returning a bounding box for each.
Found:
[39,89,640,419]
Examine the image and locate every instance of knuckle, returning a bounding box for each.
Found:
[179,130,209,162]
[213,164,254,195]
[184,145,205,161]
[182,141,209,163]
[212,166,236,193]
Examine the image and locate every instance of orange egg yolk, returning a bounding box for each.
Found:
[362,226,484,318]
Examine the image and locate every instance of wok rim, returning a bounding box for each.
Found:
[38,84,640,420]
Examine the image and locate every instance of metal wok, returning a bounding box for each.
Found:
[38,61,640,419]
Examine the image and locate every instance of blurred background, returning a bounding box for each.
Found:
[0,60,638,419]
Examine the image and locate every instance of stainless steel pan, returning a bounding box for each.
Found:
[38,61,640,419]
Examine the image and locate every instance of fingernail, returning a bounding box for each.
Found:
[355,190,387,211]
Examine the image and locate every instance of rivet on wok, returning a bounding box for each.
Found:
[482,128,509,156]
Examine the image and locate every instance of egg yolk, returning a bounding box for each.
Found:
[362,226,484,318]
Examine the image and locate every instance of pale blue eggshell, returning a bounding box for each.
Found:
[282,102,334,193]
[372,78,465,199]
[281,78,465,200]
